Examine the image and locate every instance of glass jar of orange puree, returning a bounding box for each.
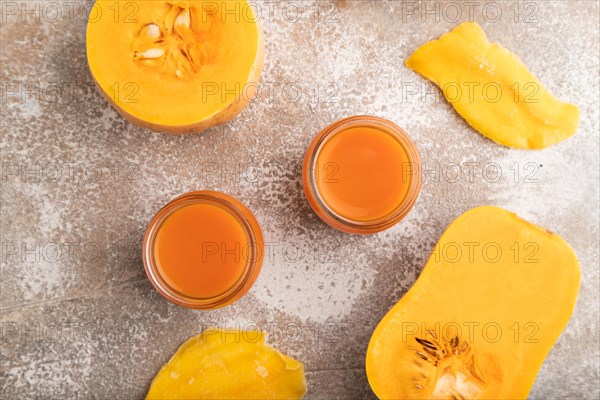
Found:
[142,191,263,309]
[303,116,422,234]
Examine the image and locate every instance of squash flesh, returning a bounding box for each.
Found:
[86,0,263,133]
[406,22,579,149]
[366,206,580,399]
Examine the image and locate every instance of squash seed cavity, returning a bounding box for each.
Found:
[409,331,500,399]
[132,3,209,78]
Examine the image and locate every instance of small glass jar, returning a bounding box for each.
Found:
[302,115,422,234]
[142,191,263,309]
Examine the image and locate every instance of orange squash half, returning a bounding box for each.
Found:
[86,0,264,134]
[366,206,580,399]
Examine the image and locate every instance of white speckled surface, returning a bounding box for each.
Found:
[1,1,598,398]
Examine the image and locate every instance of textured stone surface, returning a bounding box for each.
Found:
[1,0,598,398]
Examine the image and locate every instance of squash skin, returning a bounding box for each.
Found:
[86,1,264,134]
[366,206,580,399]
[406,22,579,149]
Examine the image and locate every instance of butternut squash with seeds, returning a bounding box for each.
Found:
[366,206,580,399]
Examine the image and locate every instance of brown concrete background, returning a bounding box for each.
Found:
[1,0,598,398]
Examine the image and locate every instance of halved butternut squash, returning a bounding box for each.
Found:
[366,206,580,399]
[86,0,264,133]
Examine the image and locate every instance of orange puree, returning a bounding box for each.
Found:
[315,126,411,222]
[154,203,248,299]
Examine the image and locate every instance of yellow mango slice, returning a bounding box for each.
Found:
[147,330,306,399]
[406,22,579,149]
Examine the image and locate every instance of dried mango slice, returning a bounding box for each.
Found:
[146,330,306,400]
[406,22,579,149]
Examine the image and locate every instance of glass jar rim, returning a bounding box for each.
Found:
[303,115,422,234]
[142,190,263,309]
